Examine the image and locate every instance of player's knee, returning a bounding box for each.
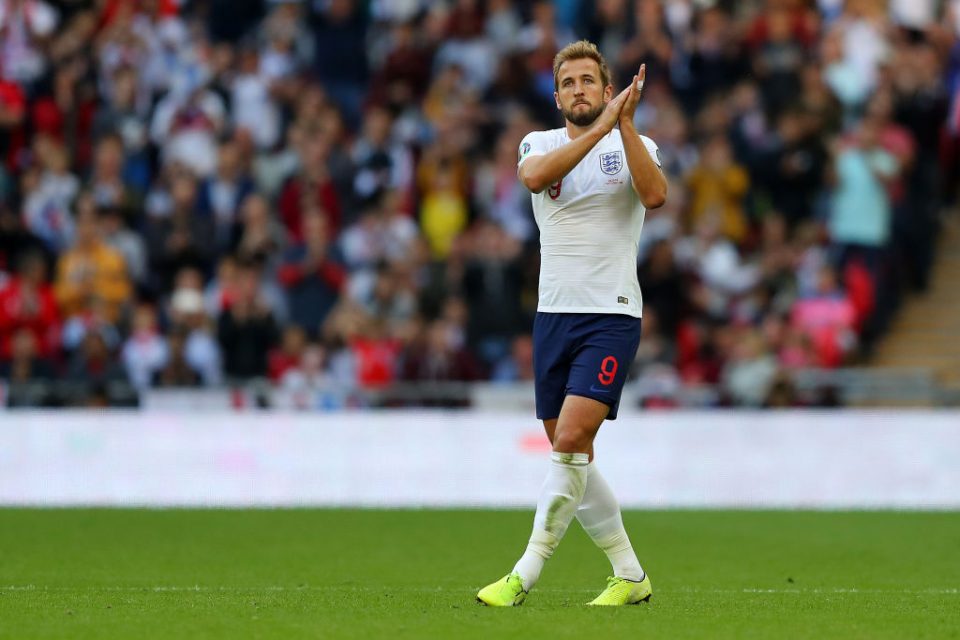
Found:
[552,428,591,455]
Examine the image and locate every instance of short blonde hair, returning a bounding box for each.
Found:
[553,40,611,92]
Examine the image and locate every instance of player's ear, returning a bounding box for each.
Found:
[603,84,613,101]
[554,91,561,110]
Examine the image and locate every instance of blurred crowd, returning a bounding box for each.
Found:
[1,0,958,408]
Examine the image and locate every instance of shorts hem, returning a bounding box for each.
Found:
[537,307,642,318]
[565,391,620,420]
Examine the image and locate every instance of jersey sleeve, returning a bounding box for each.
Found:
[639,135,662,168]
[517,131,548,169]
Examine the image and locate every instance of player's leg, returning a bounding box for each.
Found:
[551,394,608,455]
[508,394,607,593]
[542,417,645,584]
[562,314,651,604]
[478,312,572,606]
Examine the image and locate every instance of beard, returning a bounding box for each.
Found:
[562,101,604,127]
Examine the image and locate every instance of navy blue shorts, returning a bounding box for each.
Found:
[533,312,642,421]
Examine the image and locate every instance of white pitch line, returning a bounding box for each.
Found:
[2,586,958,595]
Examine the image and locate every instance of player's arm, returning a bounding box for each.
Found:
[618,65,667,209]
[519,89,629,194]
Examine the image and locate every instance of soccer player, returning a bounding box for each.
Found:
[476,41,667,607]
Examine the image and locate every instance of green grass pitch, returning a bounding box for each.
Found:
[1,509,958,639]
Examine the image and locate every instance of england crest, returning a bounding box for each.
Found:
[599,151,623,175]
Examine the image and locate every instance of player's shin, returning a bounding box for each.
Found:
[512,451,590,591]
[576,463,645,581]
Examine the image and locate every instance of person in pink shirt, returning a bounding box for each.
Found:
[790,264,857,367]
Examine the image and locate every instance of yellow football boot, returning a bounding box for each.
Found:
[476,572,527,606]
[587,574,653,606]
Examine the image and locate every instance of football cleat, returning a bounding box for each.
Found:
[586,574,653,606]
[476,572,527,607]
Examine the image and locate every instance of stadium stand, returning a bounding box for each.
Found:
[0,0,958,408]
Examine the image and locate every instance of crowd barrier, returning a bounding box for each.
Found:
[1,410,957,508]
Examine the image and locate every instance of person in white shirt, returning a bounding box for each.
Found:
[477,40,666,608]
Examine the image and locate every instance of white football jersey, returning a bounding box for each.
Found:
[518,127,661,318]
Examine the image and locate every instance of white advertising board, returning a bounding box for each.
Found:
[0,410,957,508]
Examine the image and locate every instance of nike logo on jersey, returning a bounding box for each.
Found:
[589,385,612,393]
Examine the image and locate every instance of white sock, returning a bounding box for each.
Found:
[513,451,590,591]
[576,463,645,581]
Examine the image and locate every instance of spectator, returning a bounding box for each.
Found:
[462,219,526,365]
[0,205,47,277]
[631,307,677,374]
[144,171,215,292]
[350,313,403,390]
[473,131,535,243]
[278,343,332,410]
[340,190,419,278]
[0,72,27,169]
[278,136,342,241]
[828,118,898,275]
[418,149,470,260]
[233,192,286,272]
[750,6,806,118]
[121,302,167,390]
[791,264,857,367]
[88,132,143,222]
[0,250,59,360]
[268,323,307,383]
[0,0,59,86]
[638,238,684,340]
[893,42,949,290]
[231,46,283,151]
[821,27,871,118]
[758,108,828,226]
[401,317,482,386]
[66,328,128,387]
[685,134,750,244]
[350,106,414,209]
[153,326,203,388]
[355,263,418,337]
[150,66,226,177]
[311,0,369,127]
[21,144,75,253]
[168,284,221,386]
[31,62,96,171]
[217,261,279,380]
[676,216,760,318]
[259,1,313,81]
[491,333,535,383]
[100,204,147,285]
[367,18,435,107]
[91,67,151,192]
[54,200,131,324]
[197,140,256,253]
[0,327,55,383]
[278,212,345,337]
[721,328,779,407]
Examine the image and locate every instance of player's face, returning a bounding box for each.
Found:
[555,58,612,127]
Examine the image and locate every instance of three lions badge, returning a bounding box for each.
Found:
[599,151,622,175]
